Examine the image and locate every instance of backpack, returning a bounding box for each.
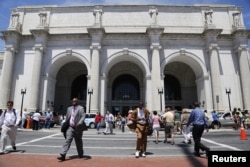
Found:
[3,109,18,124]
[4,109,16,117]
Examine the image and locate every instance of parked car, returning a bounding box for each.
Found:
[84,113,97,129]
[84,113,106,129]
[209,111,235,129]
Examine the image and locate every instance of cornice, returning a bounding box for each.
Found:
[202,28,223,37]
[231,29,249,39]
[146,27,164,36]
[1,30,21,40]
[87,27,105,36]
[30,28,49,37]
[162,33,202,40]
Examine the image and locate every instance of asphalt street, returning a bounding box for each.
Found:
[7,126,250,157]
[0,126,249,167]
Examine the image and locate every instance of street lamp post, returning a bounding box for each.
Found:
[88,88,93,113]
[158,88,163,111]
[20,89,26,120]
[225,88,231,111]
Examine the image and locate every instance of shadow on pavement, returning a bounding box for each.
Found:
[177,142,208,167]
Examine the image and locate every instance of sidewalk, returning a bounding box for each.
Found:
[0,154,208,167]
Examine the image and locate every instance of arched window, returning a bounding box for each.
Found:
[112,74,139,100]
[164,74,181,100]
[71,75,87,100]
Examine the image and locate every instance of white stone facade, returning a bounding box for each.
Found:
[0,5,249,115]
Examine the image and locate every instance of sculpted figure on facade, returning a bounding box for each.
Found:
[204,9,213,25]
[9,9,21,31]
[149,7,158,25]
[93,6,103,27]
[233,11,241,27]
[39,10,47,27]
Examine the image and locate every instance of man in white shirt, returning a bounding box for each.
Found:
[0,101,20,154]
[103,111,114,135]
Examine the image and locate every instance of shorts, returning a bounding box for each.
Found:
[153,125,160,132]
[165,123,174,135]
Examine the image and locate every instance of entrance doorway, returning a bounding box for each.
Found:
[111,74,140,116]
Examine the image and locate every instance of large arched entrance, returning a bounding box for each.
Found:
[54,61,88,114]
[164,62,197,110]
[107,61,144,116]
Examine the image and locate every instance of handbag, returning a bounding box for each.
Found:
[127,120,136,130]
[77,122,88,131]
[147,126,153,136]
[61,119,69,133]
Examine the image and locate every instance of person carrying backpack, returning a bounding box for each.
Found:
[0,101,21,154]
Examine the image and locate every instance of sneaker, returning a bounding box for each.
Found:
[12,146,16,151]
[188,140,192,144]
[171,141,175,145]
[142,152,146,157]
[135,151,140,158]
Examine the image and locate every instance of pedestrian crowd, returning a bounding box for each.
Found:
[0,99,249,160]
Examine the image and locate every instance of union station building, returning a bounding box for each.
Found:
[0,4,249,116]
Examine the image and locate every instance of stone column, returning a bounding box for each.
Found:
[233,30,250,110]
[87,28,105,113]
[147,27,164,112]
[100,74,106,115]
[0,31,20,108]
[204,29,223,110]
[30,29,48,110]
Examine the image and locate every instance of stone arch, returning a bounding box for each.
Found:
[101,49,150,77]
[41,50,90,112]
[161,51,208,79]
[43,51,91,78]
[161,50,211,109]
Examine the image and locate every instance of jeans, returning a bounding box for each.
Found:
[96,122,101,131]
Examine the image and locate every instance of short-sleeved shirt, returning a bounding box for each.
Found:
[163,111,174,123]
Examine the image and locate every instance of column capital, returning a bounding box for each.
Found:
[32,45,45,52]
[4,45,18,53]
[150,45,162,50]
[1,30,21,50]
[235,44,248,54]
[207,44,220,53]
[90,44,101,50]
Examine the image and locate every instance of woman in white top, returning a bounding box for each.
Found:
[152,111,161,144]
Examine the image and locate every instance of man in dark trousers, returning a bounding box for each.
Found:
[187,102,210,157]
[57,98,86,161]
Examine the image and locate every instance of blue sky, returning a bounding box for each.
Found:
[0,0,250,51]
